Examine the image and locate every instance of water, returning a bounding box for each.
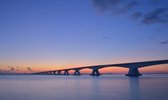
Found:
[0,75,168,100]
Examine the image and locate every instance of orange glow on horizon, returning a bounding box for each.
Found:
[0,64,168,74]
[0,58,168,74]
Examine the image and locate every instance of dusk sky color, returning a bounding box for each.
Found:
[0,0,168,74]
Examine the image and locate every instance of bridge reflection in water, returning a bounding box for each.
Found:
[34,60,168,77]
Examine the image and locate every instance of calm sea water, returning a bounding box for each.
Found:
[0,75,168,100]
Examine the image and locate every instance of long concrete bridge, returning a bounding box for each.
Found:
[34,60,168,77]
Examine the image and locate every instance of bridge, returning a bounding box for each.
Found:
[34,60,168,77]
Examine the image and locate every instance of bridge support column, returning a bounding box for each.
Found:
[73,70,81,75]
[47,72,51,75]
[57,71,62,75]
[90,69,101,76]
[51,71,55,74]
[126,68,142,77]
[64,71,69,75]
[53,71,57,75]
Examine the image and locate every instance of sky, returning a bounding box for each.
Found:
[0,0,168,74]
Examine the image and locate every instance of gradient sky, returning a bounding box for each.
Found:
[0,0,168,74]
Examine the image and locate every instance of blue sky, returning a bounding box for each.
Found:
[0,0,168,73]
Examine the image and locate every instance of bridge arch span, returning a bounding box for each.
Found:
[98,67,128,74]
[74,68,92,75]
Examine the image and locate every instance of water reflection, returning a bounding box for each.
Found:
[91,78,100,100]
[0,75,168,100]
[129,77,141,100]
[89,76,141,100]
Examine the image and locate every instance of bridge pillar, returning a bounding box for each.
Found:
[126,68,142,77]
[73,70,81,75]
[90,69,101,76]
[57,71,62,75]
[47,72,50,75]
[64,70,69,75]
[51,71,55,74]
[53,71,57,74]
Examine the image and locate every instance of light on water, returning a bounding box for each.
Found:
[0,75,168,100]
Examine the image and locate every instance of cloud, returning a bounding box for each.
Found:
[150,0,161,5]
[101,36,109,40]
[7,66,20,72]
[10,67,14,71]
[27,67,33,71]
[8,66,15,71]
[131,12,143,20]
[16,66,19,71]
[92,0,168,25]
[8,66,11,68]
[143,8,168,24]
[160,40,168,44]
[93,0,121,11]
[119,1,138,14]
[93,0,138,15]
[0,66,20,74]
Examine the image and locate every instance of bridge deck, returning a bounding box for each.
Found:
[34,59,168,76]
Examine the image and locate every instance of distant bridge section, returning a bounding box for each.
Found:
[34,60,168,77]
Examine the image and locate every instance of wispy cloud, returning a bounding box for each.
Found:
[7,66,19,72]
[10,67,14,71]
[93,0,138,15]
[8,66,15,71]
[150,0,161,5]
[6,66,20,73]
[101,36,109,40]
[160,40,168,44]
[16,66,19,71]
[92,0,168,25]
[143,8,168,24]
[131,12,143,20]
[27,67,33,71]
